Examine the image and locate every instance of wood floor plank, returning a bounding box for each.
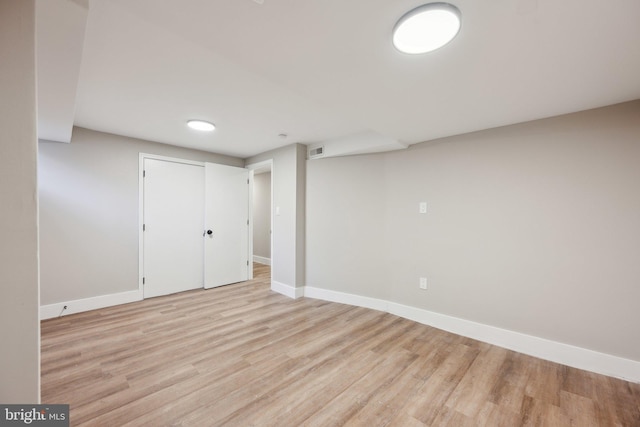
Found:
[399,343,479,425]
[40,263,640,426]
[262,351,385,427]
[301,349,419,427]
[445,344,507,418]
[386,413,427,427]
[486,352,530,417]
[188,313,404,426]
[520,394,574,427]
[524,357,566,407]
[560,389,599,427]
[343,356,426,425]
[474,401,522,427]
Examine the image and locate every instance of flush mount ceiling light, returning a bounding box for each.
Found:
[393,2,461,54]
[187,120,215,131]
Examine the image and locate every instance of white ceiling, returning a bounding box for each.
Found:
[38,0,640,158]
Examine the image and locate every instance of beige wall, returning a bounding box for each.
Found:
[253,172,271,260]
[306,154,390,300]
[0,0,40,402]
[307,100,640,362]
[39,127,243,305]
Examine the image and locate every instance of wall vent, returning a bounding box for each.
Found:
[308,146,324,159]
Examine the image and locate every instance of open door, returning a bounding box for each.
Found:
[204,163,250,288]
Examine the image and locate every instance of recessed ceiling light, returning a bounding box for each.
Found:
[393,3,461,54]
[187,120,215,131]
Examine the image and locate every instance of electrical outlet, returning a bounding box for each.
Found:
[419,202,427,214]
[419,277,427,290]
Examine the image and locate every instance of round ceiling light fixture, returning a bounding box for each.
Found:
[187,119,215,131]
[393,3,461,54]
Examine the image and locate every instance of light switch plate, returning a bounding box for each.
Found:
[419,202,427,214]
[419,277,427,290]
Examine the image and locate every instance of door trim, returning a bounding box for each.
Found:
[138,153,206,297]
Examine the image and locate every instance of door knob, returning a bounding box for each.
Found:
[207,230,213,235]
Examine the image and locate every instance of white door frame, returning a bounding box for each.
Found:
[246,159,274,280]
[138,153,206,296]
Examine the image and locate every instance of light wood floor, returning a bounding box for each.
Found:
[42,264,640,426]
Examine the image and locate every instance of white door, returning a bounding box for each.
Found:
[204,162,250,288]
[143,158,204,298]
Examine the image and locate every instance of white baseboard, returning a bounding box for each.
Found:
[39,282,640,383]
[271,280,304,299]
[303,286,388,312]
[387,302,640,384]
[40,290,142,320]
[301,286,640,384]
[253,255,271,266]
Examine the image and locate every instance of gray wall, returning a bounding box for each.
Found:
[0,0,40,402]
[306,154,390,300]
[307,100,640,362]
[246,143,306,288]
[253,172,271,260]
[39,127,243,305]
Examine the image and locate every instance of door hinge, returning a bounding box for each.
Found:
[247,219,249,225]
[143,224,146,231]
[142,277,145,285]
[143,170,146,178]
[247,178,249,184]
[247,260,249,266]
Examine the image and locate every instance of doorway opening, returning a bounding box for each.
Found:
[247,160,273,285]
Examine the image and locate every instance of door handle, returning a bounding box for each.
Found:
[206,230,213,235]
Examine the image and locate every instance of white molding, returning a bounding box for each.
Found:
[245,159,273,171]
[301,287,640,383]
[138,154,145,296]
[40,290,142,320]
[303,286,388,312]
[139,152,205,167]
[271,280,303,299]
[253,255,271,265]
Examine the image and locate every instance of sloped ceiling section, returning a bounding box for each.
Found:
[308,131,408,159]
[37,0,89,143]
[37,0,640,157]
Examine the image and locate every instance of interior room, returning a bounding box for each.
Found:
[1,0,639,425]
